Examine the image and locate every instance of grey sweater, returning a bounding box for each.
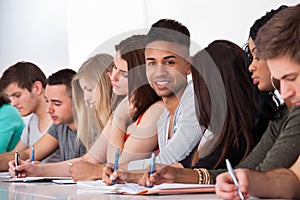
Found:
[209,105,300,182]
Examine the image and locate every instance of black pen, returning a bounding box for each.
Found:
[15,151,19,177]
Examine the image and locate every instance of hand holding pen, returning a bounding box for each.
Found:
[111,148,120,185]
[149,152,155,188]
[225,159,245,200]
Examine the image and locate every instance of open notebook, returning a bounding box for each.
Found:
[77,180,215,195]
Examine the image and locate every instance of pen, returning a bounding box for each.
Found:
[112,148,120,185]
[31,146,35,163]
[225,159,244,200]
[149,152,155,188]
[15,151,19,177]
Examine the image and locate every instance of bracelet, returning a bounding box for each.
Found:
[193,168,203,184]
[193,168,211,184]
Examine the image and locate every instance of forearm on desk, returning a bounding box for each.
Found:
[174,168,199,184]
[248,168,300,199]
[0,150,31,171]
[0,152,15,171]
[40,161,72,177]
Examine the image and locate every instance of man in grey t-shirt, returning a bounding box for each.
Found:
[8,69,86,173]
[48,123,86,161]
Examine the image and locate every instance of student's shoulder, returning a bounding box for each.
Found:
[27,113,40,123]
[290,105,300,114]
[47,123,65,133]
[149,100,165,109]
[181,81,195,100]
[0,104,21,119]
[287,105,300,122]
[143,100,165,118]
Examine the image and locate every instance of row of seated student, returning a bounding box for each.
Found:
[1,4,299,199]
[100,5,299,199]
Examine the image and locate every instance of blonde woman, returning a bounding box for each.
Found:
[72,53,114,150]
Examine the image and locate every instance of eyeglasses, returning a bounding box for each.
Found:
[271,75,280,91]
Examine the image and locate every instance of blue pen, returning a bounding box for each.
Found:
[225,159,244,200]
[149,152,155,188]
[31,146,35,163]
[112,148,120,185]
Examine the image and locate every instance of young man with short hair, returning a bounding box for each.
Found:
[101,19,203,184]
[0,62,61,171]
[125,19,202,170]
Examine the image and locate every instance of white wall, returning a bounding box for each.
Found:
[0,0,298,76]
[0,0,69,76]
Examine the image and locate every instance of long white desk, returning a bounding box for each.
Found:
[0,181,220,200]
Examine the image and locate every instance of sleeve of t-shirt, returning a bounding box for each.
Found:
[20,116,33,146]
[47,124,59,139]
[209,106,300,184]
[242,106,300,171]
[236,106,299,172]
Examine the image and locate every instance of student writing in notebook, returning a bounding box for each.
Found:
[103,19,207,184]
[0,62,61,171]
[216,4,300,199]
[133,5,300,187]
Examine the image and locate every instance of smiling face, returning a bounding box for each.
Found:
[145,40,190,100]
[248,38,274,91]
[268,55,300,106]
[79,78,99,108]
[109,51,129,96]
[45,84,74,126]
[4,82,39,116]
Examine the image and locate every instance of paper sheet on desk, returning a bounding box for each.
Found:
[77,180,215,195]
[7,177,73,182]
[76,180,117,193]
[115,183,215,195]
[77,180,149,194]
[0,172,11,178]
